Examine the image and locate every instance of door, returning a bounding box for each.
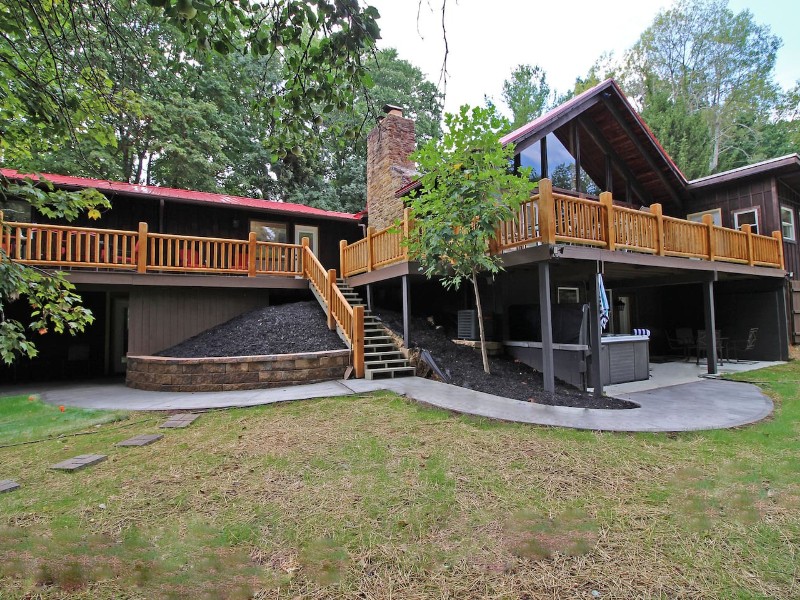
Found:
[295,225,319,256]
[110,297,129,374]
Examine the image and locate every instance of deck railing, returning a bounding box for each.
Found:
[340,208,410,277]
[339,177,785,275]
[0,212,365,377]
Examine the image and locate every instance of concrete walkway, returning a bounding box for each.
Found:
[1,374,774,432]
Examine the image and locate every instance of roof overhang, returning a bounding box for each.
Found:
[687,154,800,192]
[1,169,360,223]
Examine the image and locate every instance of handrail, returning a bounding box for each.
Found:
[340,208,410,277]
[495,194,541,251]
[336,177,785,273]
[302,240,364,378]
[552,191,607,247]
[0,215,306,277]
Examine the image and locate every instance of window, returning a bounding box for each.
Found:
[781,206,796,241]
[557,287,580,304]
[733,208,759,234]
[250,220,287,243]
[687,208,722,226]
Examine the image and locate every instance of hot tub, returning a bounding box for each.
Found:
[504,334,650,390]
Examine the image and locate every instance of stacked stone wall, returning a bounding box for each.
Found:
[126,350,350,392]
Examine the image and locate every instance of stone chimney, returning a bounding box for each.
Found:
[366,104,416,230]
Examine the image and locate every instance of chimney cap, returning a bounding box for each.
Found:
[382,104,404,117]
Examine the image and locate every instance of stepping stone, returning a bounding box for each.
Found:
[51,454,107,472]
[159,413,200,429]
[116,434,164,447]
[0,480,20,494]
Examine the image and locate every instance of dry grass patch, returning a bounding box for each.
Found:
[1,378,798,598]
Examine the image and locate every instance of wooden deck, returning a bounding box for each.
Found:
[339,178,785,278]
[0,213,366,377]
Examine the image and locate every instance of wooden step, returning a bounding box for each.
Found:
[364,351,405,360]
[365,366,416,380]
[365,358,412,368]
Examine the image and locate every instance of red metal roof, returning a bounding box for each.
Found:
[1,169,360,222]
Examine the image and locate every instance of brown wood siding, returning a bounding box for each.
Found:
[690,177,777,232]
[777,181,800,279]
[127,287,273,355]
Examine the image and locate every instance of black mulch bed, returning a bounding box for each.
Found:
[157,301,346,358]
[374,309,637,410]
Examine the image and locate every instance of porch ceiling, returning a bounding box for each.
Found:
[501,245,785,287]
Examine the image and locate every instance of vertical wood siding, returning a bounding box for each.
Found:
[127,288,272,355]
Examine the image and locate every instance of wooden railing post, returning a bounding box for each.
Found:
[650,203,665,256]
[366,226,375,272]
[773,230,785,270]
[742,224,754,266]
[599,191,615,251]
[403,207,411,259]
[352,305,365,378]
[326,268,336,330]
[301,237,309,277]
[339,239,347,277]
[703,214,716,261]
[136,222,148,273]
[538,178,556,245]
[248,231,257,276]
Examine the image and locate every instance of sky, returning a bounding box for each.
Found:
[368,0,800,116]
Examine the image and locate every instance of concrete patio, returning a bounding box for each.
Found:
[0,356,779,432]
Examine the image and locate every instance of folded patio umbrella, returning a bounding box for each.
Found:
[598,273,610,330]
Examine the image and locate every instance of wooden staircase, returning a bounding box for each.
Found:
[336,279,415,380]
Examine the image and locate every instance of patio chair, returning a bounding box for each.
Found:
[696,329,725,365]
[729,328,758,362]
[665,327,695,360]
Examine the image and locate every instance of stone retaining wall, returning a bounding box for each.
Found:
[126,350,350,392]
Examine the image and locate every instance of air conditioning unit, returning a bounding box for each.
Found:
[457,310,479,340]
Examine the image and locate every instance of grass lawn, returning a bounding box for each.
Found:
[0,395,128,446]
[0,364,798,599]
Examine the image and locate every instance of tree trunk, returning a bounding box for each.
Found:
[471,270,491,375]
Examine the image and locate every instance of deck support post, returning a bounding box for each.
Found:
[366,226,375,272]
[538,178,556,245]
[776,280,790,361]
[339,239,347,277]
[702,278,719,375]
[326,269,336,330]
[248,232,257,277]
[538,261,555,395]
[703,214,716,262]
[137,222,148,274]
[600,192,615,251]
[589,269,604,397]
[401,275,410,348]
[353,305,365,378]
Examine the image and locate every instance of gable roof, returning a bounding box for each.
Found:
[502,79,689,209]
[1,169,360,222]
[397,80,692,210]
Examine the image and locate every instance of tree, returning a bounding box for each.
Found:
[0,177,110,364]
[286,48,442,213]
[623,0,781,174]
[407,105,532,374]
[501,64,551,129]
[0,0,383,364]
